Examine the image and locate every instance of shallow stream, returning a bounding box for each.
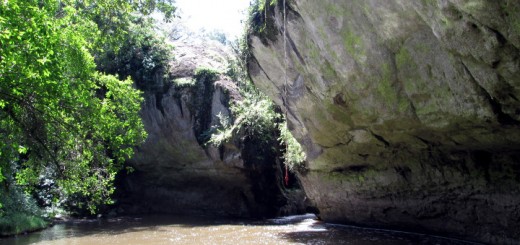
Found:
[1,214,479,245]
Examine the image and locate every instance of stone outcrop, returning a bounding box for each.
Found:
[248,1,520,244]
[117,38,296,218]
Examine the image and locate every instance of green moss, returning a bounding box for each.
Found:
[318,27,340,62]
[322,168,379,185]
[322,60,337,82]
[342,30,365,63]
[308,40,320,62]
[325,3,342,17]
[358,175,365,182]
[396,47,421,94]
[328,101,353,124]
[304,37,337,82]
[376,63,410,113]
[396,47,415,70]
[377,64,397,102]
[502,1,520,36]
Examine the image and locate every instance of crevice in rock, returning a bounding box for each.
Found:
[331,165,370,174]
[333,93,347,107]
[155,92,165,115]
[358,153,369,159]
[461,60,519,126]
[489,27,507,46]
[394,166,412,182]
[249,55,273,82]
[371,132,390,147]
[176,97,184,117]
[471,150,492,183]
[491,60,501,69]
[284,32,306,66]
[316,140,349,150]
[218,144,225,161]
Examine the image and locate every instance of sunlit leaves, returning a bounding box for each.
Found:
[0,0,148,212]
[278,120,306,170]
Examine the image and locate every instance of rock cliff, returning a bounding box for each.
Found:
[248,0,520,243]
[117,38,296,218]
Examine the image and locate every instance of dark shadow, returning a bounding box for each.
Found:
[279,223,484,245]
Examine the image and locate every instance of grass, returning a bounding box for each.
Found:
[0,212,49,236]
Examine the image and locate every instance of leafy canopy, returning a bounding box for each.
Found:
[0,0,174,211]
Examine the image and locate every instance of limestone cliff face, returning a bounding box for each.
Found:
[118,38,287,218]
[248,0,520,243]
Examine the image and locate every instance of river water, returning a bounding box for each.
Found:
[1,214,479,245]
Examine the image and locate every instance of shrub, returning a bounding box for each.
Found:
[0,184,49,236]
[96,16,174,91]
[278,120,306,170]
[207,41,306,169]
[0,212,48,236]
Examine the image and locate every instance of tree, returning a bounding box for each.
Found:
[0,0,174,211]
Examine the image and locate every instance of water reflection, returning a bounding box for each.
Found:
[1,214,480,245]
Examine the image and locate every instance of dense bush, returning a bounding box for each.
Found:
[0,184,49,236]
[0,0,149,215]
[96,16,174,91]
[208,33,305,170]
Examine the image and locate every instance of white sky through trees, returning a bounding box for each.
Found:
[174,0,251,38]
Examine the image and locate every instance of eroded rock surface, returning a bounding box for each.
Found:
[248,1,520,243]
[118,38,292,218]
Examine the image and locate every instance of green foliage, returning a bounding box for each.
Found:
[278,121,306,170]
[0,0,156,212]
[0,185,41,218]
[96,16,174,91]
[0,212,48,236]
[247,0,281,43]
[194,67,220,83]
[226,38,252,84]
[208,34,306,169]
[193,67,220,144]
[173,77,196,87]
[208,86,279,146]
[208,80,306,169]
[0,184,49,236]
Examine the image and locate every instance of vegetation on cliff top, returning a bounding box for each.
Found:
[247,0,281,44]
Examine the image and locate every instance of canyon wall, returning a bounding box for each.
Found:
[248,1,520,243]
[117,38,300,218]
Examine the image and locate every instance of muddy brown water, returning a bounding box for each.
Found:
[1,214,480,245]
